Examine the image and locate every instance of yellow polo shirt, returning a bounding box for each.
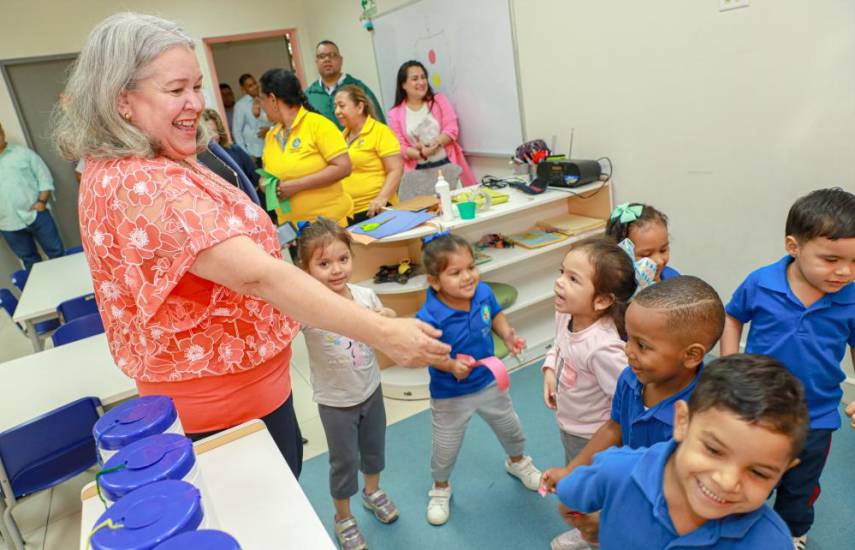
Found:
[341,116,401,214]
[262,107,351,224]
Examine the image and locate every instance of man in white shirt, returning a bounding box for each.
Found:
[231,74,270,165]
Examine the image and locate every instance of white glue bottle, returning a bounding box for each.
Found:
[435,170,454,222]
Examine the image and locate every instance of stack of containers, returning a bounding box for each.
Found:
[93,395,184,464]
[88,480,204,549]
[87,396,239,548]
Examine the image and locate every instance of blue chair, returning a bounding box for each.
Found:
[57,293,98,323]
[9,270,28,293]
[51,313,104,347]
[0,288,60,337]
[0,397,102,550]
[64,245,84,255]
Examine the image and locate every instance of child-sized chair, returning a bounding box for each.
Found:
[51,313,105,347]
[0,397,102,550]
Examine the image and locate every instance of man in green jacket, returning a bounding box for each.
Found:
[305,40,386,130]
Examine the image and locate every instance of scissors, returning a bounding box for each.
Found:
[359,217,392,232]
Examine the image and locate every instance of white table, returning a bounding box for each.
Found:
[12,252,94,351]
[79,420,336,550]
[0,333,134,432]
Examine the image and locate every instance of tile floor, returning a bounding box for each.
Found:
[0,315,429,549]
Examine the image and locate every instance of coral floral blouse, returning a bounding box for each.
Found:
[79,156,301,432]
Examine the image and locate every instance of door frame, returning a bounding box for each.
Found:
[202,28,305,125]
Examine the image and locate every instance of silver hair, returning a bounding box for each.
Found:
[53,12,210,160]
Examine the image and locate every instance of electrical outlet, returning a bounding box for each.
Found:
[720,0,749,11]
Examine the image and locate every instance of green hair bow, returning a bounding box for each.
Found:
[255,168,292,214]
[610,203,642,224]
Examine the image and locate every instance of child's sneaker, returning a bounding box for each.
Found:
[551,528,591,550]
[505,455,542,491]
[334,516,366,550]
[792,535,807,550]
[362,488,400,524]
[426,485,452,525]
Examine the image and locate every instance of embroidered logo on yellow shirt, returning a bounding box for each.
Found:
[292,138,301,149]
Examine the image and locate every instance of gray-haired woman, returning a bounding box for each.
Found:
[53,13,449,476]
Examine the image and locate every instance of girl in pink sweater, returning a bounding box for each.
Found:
[542,236,637,463]
[542,236,637,549]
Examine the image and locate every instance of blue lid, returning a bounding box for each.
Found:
[99,434,195,502]
[94,396,178,451]
[154,530,241,549]
[90,479,203,550]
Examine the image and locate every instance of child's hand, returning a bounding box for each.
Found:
[541,466,571,494]
[375,307,397,318]
[450,360,472,381]
[543,369,557,410]
[502,328,526,358]
[846,400,855,428]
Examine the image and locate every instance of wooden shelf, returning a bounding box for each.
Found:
[355,227,604,295]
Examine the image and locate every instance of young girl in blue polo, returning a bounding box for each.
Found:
[606,202,679,286]
[415,232,542,527]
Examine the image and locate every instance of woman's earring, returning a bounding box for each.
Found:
[122,112,132,121]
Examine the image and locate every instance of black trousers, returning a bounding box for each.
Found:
[188,395,304,478]
[772,428,833,536]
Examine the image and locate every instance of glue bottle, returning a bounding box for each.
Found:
[435,170,454,222]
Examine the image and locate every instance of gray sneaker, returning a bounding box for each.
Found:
[334,516,367,550]
[362,488,400,524]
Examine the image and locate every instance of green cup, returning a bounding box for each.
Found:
[457,201,477,220]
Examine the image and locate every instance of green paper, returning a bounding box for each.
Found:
[256,168,291,213]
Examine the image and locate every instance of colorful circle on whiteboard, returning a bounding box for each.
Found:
[432,73,442,88]
[428,49,437,64]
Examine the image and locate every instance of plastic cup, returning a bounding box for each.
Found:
[457,201,477,220]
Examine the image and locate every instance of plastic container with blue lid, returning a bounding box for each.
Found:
[154,529,241,549]
[99,434,195,504]
[93,395,184,463]
[88,479,205,550]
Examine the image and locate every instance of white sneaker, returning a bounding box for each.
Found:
[792,535,807,550]
[551,528,591,550]
[506,455,542,491]
[426,485,452,525]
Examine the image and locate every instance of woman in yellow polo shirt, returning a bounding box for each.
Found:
[259,69,352,225]
[334,85,403,224]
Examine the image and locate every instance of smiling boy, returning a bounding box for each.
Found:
[721,187,855,549]
[556,355,806,549]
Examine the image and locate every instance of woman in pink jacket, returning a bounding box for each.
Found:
[386,60,475,187]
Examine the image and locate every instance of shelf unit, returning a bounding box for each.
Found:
[350,180,614,400]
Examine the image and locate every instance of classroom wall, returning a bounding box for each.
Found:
[310,0,855,376]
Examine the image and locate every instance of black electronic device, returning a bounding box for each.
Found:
[536,160,602,189]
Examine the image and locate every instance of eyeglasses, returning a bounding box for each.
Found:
[316,53,340,61]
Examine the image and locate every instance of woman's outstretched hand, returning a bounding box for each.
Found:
[375,317,450,367]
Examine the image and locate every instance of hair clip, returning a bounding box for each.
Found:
[422,230,450,246]
[610,203,643,223]
[295,221,311,238]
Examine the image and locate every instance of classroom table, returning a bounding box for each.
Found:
[12,252,94,351]
[0,333,134,432]
[79,420,337,550]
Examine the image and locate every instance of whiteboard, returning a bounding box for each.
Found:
[372,0,524,156]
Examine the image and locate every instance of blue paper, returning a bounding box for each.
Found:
[348,209,435,239]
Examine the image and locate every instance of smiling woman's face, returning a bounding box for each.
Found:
[120,46,204,160]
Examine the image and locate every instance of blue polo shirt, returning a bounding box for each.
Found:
[660,265,680,281]
[611,366,701,448]
[416,282,502,399]
[557,440,791,549]
[726,256,855,430]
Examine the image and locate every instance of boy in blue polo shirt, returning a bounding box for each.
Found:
[542,276,725,547]
[721,187,855,549]
[556,354,807,549]
[416,233,542,526]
